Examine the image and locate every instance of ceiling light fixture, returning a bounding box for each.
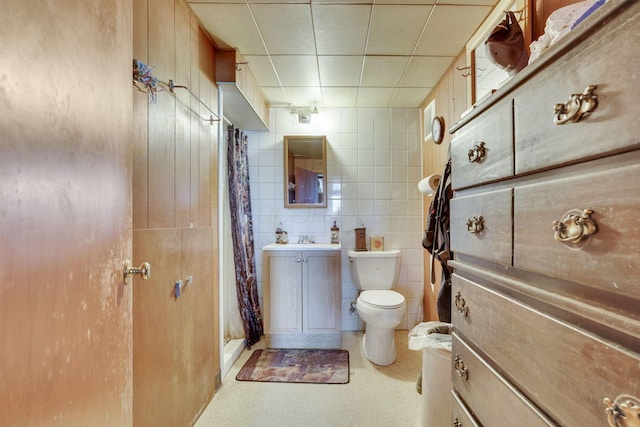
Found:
[291,106,319,124]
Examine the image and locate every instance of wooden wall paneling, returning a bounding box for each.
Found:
[133,0,149,230]
[181,227,218,424]
[175,0,193,229]
[148,0,176,229]
[198,27,215,228]
[190,14,201,227]
[452,52,469,124]
[133,229,183,426]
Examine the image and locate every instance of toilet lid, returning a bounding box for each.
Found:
[360,290,405,309]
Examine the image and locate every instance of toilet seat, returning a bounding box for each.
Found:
[359,290,405,309]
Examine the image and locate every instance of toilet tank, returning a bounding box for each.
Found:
[347,250,401,290]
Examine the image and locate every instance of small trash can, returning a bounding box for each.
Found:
[409,321,453,427]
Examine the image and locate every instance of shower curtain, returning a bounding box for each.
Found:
[227,125,263,347]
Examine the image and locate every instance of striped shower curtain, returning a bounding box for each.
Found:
[227,125,263,347]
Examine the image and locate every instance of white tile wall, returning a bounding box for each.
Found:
[246,107,424,331]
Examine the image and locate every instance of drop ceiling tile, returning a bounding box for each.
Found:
[356,88,395,107]
[312,5,371,55]
[366,5,432,55]
[361,56,410,87]
[189,4,267,54]
[283,86,323,107]
[251,4,315,55]
[318,56,363,86]
[400,56,453,87]
[322,87,358,107]
[389,87,431,108]
[271,55,320,86]
[415,5,493,56]
[243,55,281,86]
[259,87,290,106]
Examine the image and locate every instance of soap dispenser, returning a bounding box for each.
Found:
[276,222,283,244]
[331,221,340,244]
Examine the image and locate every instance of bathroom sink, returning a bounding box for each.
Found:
[262,243,341,251]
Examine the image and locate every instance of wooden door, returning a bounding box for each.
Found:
[295,167,320,204]
[1,0,134,424]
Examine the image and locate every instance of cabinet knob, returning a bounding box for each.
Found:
[454,355,469,381]
[467,141,486,163]
[553,85,598,125]
[123,260,151,284]
[552,209,597,244]
[454,291,469,316]
[604,395,640,427]
[466,216,484,234]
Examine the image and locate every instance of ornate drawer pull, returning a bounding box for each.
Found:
[454,355,469,381]
[604,395,640,427]
[454,291,469,316]
[467,141,486,163]
[552,209,597,244]
[466,216,484,234]
[452,418,462,427]
[553,84,598,125]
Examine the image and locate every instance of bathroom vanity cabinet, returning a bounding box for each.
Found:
[448,2,640,425]
[262,244,341,349]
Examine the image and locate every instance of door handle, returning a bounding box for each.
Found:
[123,260,151,284]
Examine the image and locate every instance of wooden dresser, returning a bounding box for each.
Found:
[448,2,640,425]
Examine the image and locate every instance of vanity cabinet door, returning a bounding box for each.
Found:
[264,252,302,335]
[303,251,341,335]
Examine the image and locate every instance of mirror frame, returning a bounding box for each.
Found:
[283,135,328,209]
[465,0,531,106]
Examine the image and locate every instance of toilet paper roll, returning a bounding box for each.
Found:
[418,174,441,195]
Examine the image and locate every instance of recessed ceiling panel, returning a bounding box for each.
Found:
[283,86,323,107]
[243,55,281,86]
[366,5,432,55]
[251,4,315,55]
[415,5,493,56]
[271,55,320,86]
[189,3,267,55]
[322,87,358,107]
[400,56,453,87]
[356,87,395,107]
[318,56,363,87]
[313,5,371,55]
[361,56,410,87]
[389,87,431,108]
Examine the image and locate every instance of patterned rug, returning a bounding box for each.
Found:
[236,349,349,384]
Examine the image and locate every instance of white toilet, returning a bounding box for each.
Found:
[348,249,406,366]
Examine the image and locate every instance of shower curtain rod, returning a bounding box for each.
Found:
[168,79,221,125]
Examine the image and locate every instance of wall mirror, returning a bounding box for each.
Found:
[466,0,531,105]
[284,135,327,208]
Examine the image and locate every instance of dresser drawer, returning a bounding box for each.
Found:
[452,274,640,426]
[450,188,512,266]
[451,333,555,427]
[513,153,640,300]
[451,98,513,190]
[513,5,640,175]
[451,389,480,427]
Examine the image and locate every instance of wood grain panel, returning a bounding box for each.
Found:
[451,390,480,427]
[514,151,640,300]
[451,98,513,190]
[175,0,193,229]
[198,29,214,228]
[148,0,176,229]
[450,188,513,265]
[515,1,640,174]
[452,334,555,426]
[452,274,640,426]
[133,0,149,230]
